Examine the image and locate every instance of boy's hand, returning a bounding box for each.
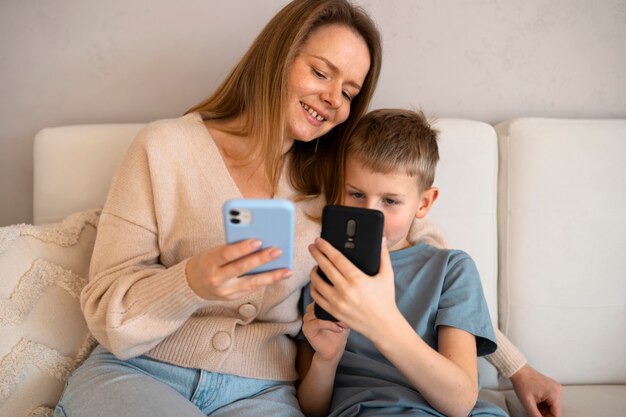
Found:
[302,302,349,363]
[309,237,402,341]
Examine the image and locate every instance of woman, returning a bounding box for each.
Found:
[55,1,560,416]
[55,1,380,416]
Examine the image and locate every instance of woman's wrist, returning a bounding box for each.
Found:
[509,363,532,383]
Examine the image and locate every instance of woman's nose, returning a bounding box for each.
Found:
[321,84,342,109]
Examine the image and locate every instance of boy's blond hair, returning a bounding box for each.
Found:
[344,108,439,193]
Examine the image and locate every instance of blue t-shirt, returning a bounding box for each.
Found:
[300,242,508,417]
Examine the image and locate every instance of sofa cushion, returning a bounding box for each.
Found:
[496,118,626,385]
[430,119,499,326]
[483,385,626,417]
[0,210,99,417]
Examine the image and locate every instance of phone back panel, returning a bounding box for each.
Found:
[315,205,384,321]
[223,199,294,274]
[321,205,384,275]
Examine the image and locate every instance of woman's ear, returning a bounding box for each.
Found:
[415,187,439,219]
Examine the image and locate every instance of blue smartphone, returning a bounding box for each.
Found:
[223,198,295,275]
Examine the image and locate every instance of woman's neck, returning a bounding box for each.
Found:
[204,117,253,162]
[203,117,284,199]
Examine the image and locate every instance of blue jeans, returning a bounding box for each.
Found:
[54,345,304,417]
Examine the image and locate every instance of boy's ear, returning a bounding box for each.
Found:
[415,187,439,219]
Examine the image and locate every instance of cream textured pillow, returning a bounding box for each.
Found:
[0,210,100,417]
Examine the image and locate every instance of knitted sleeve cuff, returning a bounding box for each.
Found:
[486,328,527,378]
[408,218,448,249]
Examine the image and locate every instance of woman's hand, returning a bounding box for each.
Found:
[510,365,563,417]
[308,237,401,340]
[302,302,349,364]
[185,239,292,300]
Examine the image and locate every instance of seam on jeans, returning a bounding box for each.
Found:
[55,404,68,417]
[198,371,222,409]
[190,369,206,405]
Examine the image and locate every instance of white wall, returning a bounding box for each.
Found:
[1,0,625,226]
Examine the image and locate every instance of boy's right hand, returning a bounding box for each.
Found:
[302,302,349,364]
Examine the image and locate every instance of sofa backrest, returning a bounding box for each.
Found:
[496,118,626,385]
[33,124,145,225]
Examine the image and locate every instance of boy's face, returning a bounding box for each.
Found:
[342,156,438,252]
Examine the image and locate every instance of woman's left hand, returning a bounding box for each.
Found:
[308,237,401,339]
[510,365,563,417]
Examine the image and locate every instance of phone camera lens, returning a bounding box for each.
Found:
[230,218,241,224]
[229,209,240,216]
[346,219,357,237]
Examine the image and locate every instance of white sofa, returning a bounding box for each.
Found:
[1,117,624,417]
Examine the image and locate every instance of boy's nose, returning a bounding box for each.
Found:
[364,199,377,210]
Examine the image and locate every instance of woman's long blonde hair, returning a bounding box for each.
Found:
[186,0,382,197]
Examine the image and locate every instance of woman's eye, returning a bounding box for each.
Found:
[313,69,326,79]
[342,91,353,102]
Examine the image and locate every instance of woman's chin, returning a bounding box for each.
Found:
[289,133,317,144]
[287,125,330,144]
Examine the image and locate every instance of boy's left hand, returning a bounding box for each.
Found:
[309,237,402,340]
[302,302,349,363]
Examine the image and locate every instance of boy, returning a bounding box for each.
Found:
[296,109,507,417]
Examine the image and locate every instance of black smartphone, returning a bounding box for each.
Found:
[314,205,384,321]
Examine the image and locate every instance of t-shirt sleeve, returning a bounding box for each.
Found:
[434,252,497,356]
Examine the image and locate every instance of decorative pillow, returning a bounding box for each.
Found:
[0,209,100,417]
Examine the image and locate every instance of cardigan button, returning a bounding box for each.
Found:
[212,331,231,351]
[238,303,257,318]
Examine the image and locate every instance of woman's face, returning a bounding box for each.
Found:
[285,24,371,144]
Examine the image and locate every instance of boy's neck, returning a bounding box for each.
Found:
[389,237,412,252]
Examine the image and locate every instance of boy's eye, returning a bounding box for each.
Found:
[384,198,398,206]
[350,192,364,199]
